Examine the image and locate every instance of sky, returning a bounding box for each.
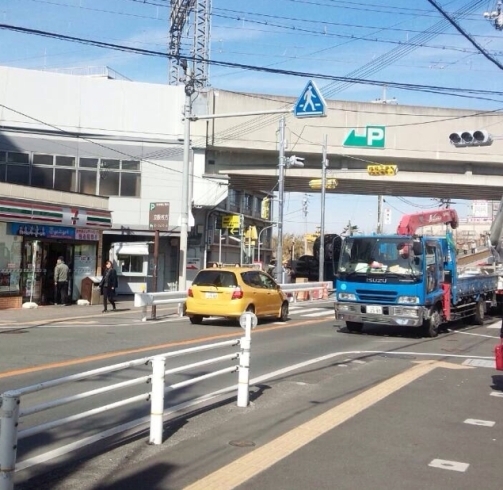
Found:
[1,0,502,234]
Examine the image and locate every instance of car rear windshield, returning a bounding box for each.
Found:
[193,270,238,287]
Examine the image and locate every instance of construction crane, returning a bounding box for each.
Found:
[168,0,211,86]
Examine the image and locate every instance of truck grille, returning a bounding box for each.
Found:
[355,289,398,303]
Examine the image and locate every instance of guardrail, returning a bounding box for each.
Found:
[0,323,256,490]
[134,281,334,321]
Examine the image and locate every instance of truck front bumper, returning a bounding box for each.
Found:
[334,302,425,327]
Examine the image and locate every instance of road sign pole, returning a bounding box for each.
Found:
[151,229,159,319]
[218,229,222,264]
[276,116,286,283]
[319,135,327,282]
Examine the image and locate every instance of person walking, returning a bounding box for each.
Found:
[99,260,118,313]
[54,256,69,305]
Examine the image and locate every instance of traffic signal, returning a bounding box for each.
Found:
[215,215,223,230]
[448,130,492,147]
[309,178,338,189]
[366,164,398,176]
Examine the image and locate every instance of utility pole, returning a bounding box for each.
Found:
[302,194,309,254]
[275,116,286,283]
[178,65,195,291]
[318,135,328,282]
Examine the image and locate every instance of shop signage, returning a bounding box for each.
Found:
[10,223,75,239]
[75,228,100,241]
[149,202,170,230]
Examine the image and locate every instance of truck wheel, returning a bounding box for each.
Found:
[346,321,363,333]
[473,299,485,325]
[422,308,440,338]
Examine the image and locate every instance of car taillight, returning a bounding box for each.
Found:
[231,288,243,300]
[188,288,193,297]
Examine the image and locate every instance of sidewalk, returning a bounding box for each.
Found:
[0,297,142,325]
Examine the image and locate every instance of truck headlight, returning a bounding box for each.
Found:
[397,296,419,304]
[338,293,356,301]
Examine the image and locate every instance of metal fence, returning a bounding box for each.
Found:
[0,317,257,490]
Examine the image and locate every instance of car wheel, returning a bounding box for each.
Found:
[189,315,203,325]
[346,321,363,333]
[278,301,289,322]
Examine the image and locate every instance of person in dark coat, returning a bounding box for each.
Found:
[99,260,118,313]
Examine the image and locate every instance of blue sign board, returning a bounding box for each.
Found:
[294,80,327,118]
[9,223,75,239]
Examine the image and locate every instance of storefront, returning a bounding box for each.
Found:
[0,195,111,308]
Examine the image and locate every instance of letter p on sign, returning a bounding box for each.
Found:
[366,126,385,148]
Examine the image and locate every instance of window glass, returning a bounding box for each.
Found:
[0,223,22,293]
[54,168,76,192]
[193,270,238,287]
[117,254,144,273]
[120,172,141,197]
[78,170,97,194]
[55,156,75,167]
[99,171,120,196]
[31,166,54,188]
[0,152,6,162]
[0,163,6,182]
[33,154,53,165]
[79,158,98,168]
[7,165,30,185]
[242,271,263,288]
[101,159,120,170]
[122,160,140,170]
[7,152,29,164]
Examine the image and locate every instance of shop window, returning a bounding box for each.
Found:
[32,166,54,188]
[0,163,6,182]
[78,170,97,194]
[0,152,5,162]
[79,158,98,168]
[56,156,75,167]
[0,223,22,293]
[54,168,77,192]
[7,165,29,185]
[120,172,141,197]
[33,154,53,165]
[117,254,144,273]
[7,152,29,164]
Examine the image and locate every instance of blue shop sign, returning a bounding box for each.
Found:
[10,223,75,239]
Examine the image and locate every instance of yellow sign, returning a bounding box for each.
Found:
[367,164,398,176]
[309,178,338,189]
[222,215,240,229]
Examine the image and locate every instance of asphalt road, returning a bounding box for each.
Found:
[1,303,502,489]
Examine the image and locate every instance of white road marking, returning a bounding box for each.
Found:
[487,324,501,329]
[450,330,498,339]
[303,311,334,318]
[290,307,328,315]
[490,391,503,398]
[428,459,469,473]
[464,418,495,427]
[462,359,495,368]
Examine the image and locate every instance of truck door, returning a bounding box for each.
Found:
[425,242,441,294]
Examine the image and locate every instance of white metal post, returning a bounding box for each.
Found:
[276,116,286,283]
[149,356,166,445]
[237,315,252,408]
[0,393,20,490]
[218,228,222,264]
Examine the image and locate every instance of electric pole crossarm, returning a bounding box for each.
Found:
[191,108,293,121]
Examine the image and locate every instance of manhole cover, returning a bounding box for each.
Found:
[229,440,256,448]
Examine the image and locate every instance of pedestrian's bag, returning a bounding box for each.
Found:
[495,340,503,371]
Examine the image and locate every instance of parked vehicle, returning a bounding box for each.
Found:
[293,255,319,281]
[185,266,289,324]
[334,208,498,337]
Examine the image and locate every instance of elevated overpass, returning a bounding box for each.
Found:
[196,90,503,200]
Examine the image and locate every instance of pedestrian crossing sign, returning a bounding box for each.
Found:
[294,80,327,118]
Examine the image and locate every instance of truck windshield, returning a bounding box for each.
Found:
[338,237,423,277]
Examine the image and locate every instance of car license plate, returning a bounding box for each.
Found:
[205,292,218,299]
[367,305,382,314]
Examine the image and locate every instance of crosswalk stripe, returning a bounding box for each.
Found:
[303,311,334,318]
[289,307,326,314]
